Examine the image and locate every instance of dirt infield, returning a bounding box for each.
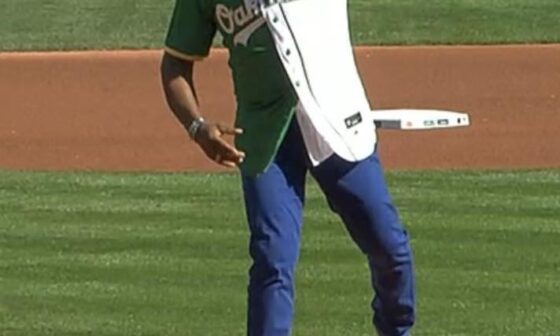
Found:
[1,45,559,172]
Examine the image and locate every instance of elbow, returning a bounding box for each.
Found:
[160,53,177,104]
[160,53,173,84]
[160,52,193,85]
[160,53,179,97]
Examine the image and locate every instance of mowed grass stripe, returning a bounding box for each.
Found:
[1,0,560,51]
[349,0,560,45]
[0,0,174,51]
[1,170,559,335]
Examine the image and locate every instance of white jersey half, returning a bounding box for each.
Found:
[258,0,377,165]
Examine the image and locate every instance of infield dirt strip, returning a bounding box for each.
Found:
[0,45,559,172]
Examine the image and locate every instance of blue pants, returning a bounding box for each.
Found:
[241,120,416,336]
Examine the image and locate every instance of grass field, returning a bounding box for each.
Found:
[1,0,560,335]
[1,170,560,335]
[1,0,560,51]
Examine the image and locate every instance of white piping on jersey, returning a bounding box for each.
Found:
[234,17,266,46]
[216,3,267,47]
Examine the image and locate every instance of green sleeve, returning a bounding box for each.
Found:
[165,0,216,60]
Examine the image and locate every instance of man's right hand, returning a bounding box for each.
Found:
[160,54,244,168]
[195,123,246,168]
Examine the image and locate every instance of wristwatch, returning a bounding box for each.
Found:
[187,117,205,140]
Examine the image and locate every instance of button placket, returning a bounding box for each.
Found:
[265,6,309,106]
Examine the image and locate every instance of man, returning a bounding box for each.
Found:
[160,0,416,335]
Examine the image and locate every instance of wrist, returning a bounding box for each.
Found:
[187,117,205,140]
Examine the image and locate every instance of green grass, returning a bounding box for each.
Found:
[349,0,560,45]
[1,170,559,335]
[1,0,560,51]
[0,0,174,51]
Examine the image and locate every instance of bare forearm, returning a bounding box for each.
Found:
[160,52,244,167]
[160,52,202,130]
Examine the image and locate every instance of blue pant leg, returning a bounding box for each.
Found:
[311,152,416,336]
[241,122,308,336]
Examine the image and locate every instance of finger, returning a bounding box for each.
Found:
[217,152,245,166]
[215,137,244,158]
[228,153,244,163]
[219,160,238,168]
[213,147,244,166]
[213,151,239,168]
[220,151,245,164]
[217,124,244,136]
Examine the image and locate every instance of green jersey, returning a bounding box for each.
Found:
[165,0,298,175]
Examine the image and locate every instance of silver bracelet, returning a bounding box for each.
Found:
[187,117,205,140]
